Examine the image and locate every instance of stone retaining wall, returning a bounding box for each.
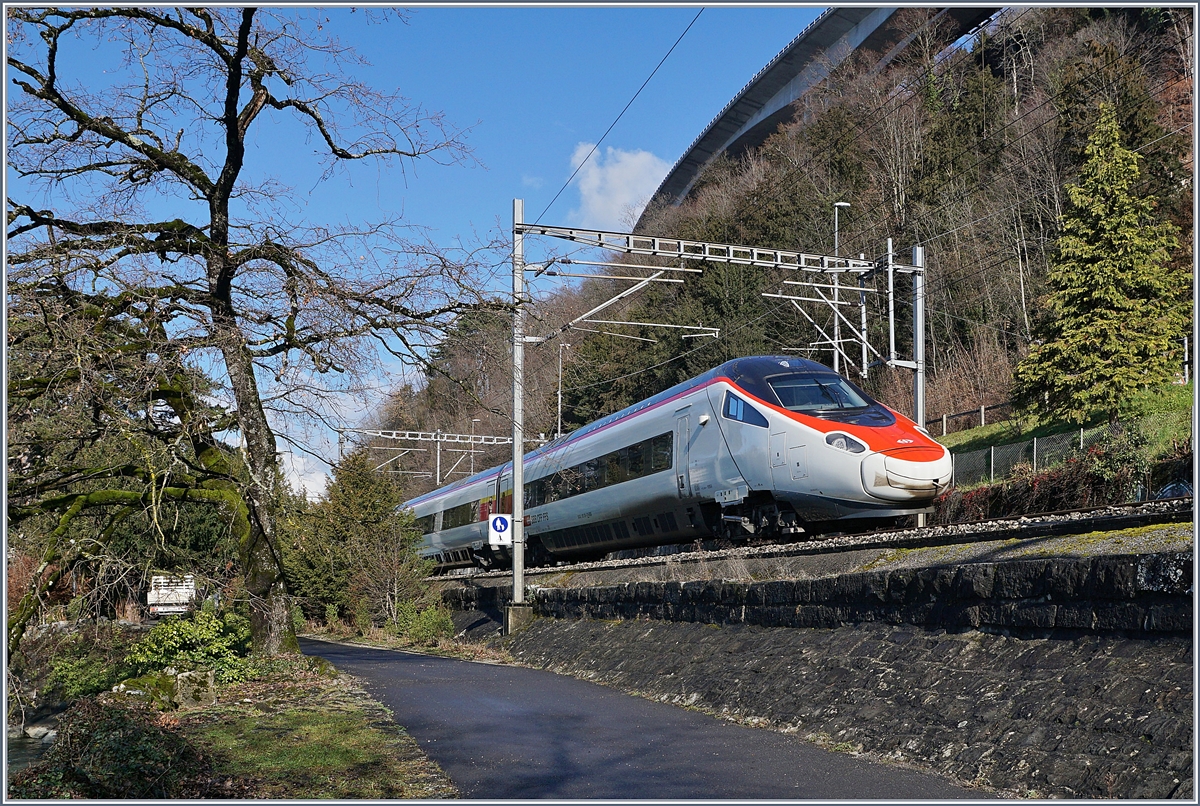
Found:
[446,551,1194,797]
[443,552,1192,635]
[499,618,1192,798]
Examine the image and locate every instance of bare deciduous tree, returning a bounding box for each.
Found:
[7,7,495,654]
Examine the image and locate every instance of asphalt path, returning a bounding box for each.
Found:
[300,637,987,800]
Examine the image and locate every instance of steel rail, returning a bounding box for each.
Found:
[439,498,1193,580]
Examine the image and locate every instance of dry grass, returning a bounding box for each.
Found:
[175,657,458,799]
[304,626,514,665]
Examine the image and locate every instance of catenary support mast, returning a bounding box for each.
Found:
[511,199,526,608]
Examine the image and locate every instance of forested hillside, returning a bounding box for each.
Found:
[369,7,1192,496]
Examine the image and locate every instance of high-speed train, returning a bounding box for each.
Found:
[403,356,952,570]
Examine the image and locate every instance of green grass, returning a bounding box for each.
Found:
[191,708,448,798]
[936,382,1192,454]
[936,416,1075,453]
[1123,381,1194,418]
[176,657,459,799]
[10,651,457,800]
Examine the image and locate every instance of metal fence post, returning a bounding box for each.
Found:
[1032,436,1037,472]
[942,413,948,436]
[1079,427,1084,450]
[989,445,995,482]
[980,405,986,427]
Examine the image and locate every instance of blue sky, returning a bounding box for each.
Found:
[8,5,828,495]
[269,6,824,250]
[264,5,828,492]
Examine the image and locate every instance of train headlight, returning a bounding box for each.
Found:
[826,432,866,453]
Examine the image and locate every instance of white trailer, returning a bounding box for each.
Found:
[148,574,196,616]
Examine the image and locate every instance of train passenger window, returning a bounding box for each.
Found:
[415,514,436,535]
[606,452,627,486]
[546,471,565,501]
[524,478,546,509]
[626,442,646,475]
[650,433,672,472]
[522,431,674,508]
[442,500,478,530]
[723,391,769,427]
[580,457,601,493]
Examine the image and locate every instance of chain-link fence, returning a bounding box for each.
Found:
[950,410,1193,488]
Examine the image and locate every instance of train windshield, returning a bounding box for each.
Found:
[765,372,891,425]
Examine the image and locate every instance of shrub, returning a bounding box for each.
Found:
[324,602,340,629]
[47,654,133,701]
[8,698,220,799]
[290,602,306,634]
[353,600,372,635]
[407,605,455,647]
[390,599,418,637]
[125,610,251,683]
[933,426,1156,523]
[26,624,139,705]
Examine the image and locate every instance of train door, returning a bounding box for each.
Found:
[675,413,692,498]
[770,429,787,488]
[497,469,513,514]
[771,430,807,487]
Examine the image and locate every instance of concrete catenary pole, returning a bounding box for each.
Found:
[511,199,526,606]
[833,202,849,374]
[912,245,926,529]
[912,245,926,428]
[557,342,570,439]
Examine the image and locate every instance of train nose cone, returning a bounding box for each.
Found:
[860,446,952,501]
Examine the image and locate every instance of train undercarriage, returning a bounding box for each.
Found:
[444,492,920,573]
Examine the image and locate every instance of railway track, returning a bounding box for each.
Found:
[440,497,1193,581]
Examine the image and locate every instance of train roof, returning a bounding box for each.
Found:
[402,355,835,508]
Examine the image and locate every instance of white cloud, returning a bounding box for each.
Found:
[567,144,670,231]
[281,450,330,501]
[521,173,544,189]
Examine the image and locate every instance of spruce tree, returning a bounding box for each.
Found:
[1014,103,1187,424]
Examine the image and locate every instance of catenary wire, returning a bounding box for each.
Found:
[534,8,704,225]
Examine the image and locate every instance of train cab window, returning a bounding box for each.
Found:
[723,391,769,427]
[767,373,871,413]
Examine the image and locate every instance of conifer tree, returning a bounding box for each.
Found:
[1014,103,1187,424]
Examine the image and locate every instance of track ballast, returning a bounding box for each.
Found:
[439,497,1193,581]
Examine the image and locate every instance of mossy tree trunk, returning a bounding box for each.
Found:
[7,7,486,657]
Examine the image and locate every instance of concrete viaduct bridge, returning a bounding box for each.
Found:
[645,6,1001,215]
